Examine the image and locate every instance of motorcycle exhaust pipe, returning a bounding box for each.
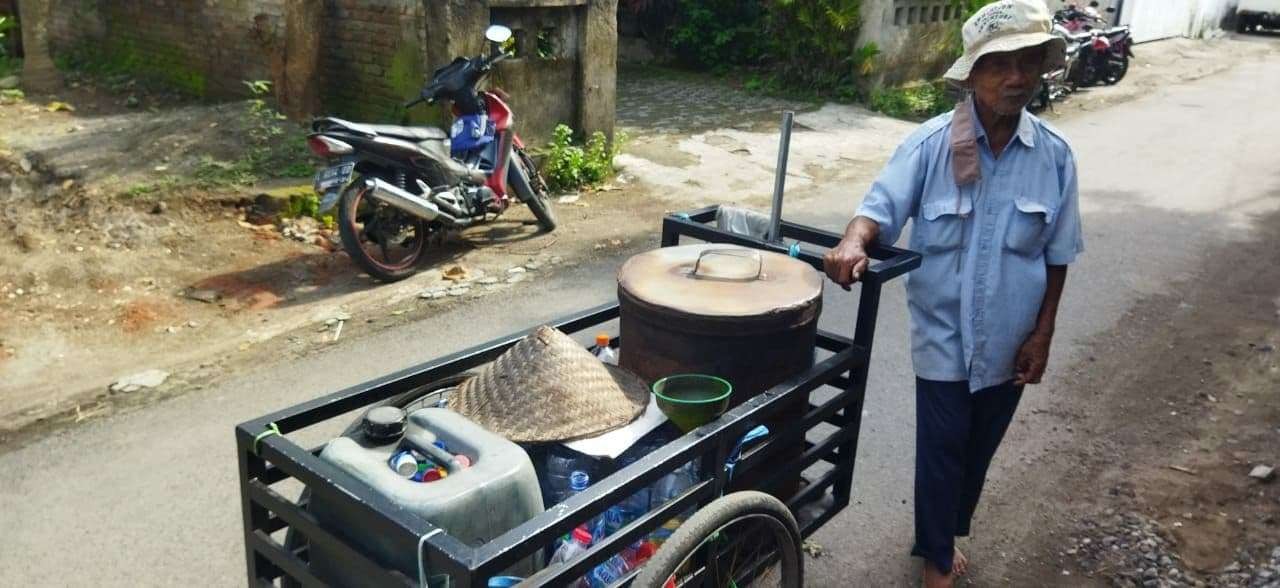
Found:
[364,177,457,224]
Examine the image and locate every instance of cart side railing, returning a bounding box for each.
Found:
[235,207,921,587]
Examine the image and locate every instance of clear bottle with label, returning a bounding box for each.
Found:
[592,333,618,366]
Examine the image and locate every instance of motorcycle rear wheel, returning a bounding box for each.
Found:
[1103,56,1129,85]
[337,179,431,282]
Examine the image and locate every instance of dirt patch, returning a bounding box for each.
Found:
[965,205,1280,587]
[118,299,165,333]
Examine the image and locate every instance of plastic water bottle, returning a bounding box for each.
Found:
[543,445,601,507]
[649,463,698,545]
[592,333,618,366]
[586,553,631,588]
[549,526,593,588]
[652,463,697,507]
[591,505,626,543]
[569,470,590,497]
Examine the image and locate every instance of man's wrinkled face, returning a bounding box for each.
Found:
[970,45,1046,116]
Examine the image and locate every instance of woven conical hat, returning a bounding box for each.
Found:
[449,326,649,443]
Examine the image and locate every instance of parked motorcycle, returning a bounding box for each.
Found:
[1030,29,1083,113]
[1060,3,1133,87]
[1032,4,1133,112]
[307,25,557,282]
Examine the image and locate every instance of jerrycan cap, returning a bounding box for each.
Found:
[362,406,407,444]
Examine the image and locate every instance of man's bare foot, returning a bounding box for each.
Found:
[922,561,954,588]
[953,547,969,576]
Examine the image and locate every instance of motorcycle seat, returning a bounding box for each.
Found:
[315,117,448,142]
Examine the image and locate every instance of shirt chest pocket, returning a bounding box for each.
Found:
[1004,196,1058,257]
[915,197,972,255]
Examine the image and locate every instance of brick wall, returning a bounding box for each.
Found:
[322,0,434,123]
[39,0,432,122]
[34,1,616,144]
[44,0,283,97]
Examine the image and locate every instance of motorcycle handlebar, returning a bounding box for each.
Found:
[482,51,509,70]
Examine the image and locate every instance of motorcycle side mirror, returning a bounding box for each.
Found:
[485,25,513,44]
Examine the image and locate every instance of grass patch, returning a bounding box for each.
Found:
[120,175,182,198]
[192,81,315,189]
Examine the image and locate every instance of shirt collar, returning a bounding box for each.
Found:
[968,100,1036,149]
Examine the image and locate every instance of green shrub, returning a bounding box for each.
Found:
[0,16,18,79]
[669,0,770,70]
[869,82,955,120]
[0,16,15,54]
[542,124,626,193]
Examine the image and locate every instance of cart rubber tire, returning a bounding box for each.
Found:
[634,491,803,588]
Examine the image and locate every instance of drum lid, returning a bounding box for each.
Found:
[617,244,823,319]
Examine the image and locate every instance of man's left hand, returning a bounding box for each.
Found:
[1013,331,1053,386]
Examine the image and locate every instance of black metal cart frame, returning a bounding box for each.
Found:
[235,206,920,587]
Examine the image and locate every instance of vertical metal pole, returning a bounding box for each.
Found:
[834,280,884,504]
[768,111,795,243]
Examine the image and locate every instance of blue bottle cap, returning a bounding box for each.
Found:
[569,470,590,492]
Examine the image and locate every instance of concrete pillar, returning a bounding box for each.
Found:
[17,0,60,93]
[577,0,616,142]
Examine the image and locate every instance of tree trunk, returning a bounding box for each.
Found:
[17,0,60,93]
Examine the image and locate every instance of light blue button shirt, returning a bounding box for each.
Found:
[856,105,1084,391]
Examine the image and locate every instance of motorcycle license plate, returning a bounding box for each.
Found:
[314,163,354,192]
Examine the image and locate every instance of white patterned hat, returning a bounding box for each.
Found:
[944,0,1067,83]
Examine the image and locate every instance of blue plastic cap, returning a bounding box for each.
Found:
[569,470,590,491]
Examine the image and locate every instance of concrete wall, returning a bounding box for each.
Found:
[857,0,1129,87]
[36,0,617,145]
[857,0,966,87]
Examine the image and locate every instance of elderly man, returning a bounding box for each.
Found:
[823,1,1083,586]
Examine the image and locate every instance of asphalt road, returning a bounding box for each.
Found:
[4,55,1280,586]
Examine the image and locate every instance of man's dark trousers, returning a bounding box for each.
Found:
[911,377,1023,574]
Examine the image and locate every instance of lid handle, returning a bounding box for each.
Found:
[690,249,764,282]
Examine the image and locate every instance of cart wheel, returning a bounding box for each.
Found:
[634,491,803,588]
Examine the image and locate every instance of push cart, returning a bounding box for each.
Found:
[235,206,920,587]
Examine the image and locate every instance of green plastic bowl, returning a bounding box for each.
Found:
[653,374,733,432]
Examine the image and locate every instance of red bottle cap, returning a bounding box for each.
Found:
[422,468,445,482]
[571,526,593,545]
[634,540,656,563]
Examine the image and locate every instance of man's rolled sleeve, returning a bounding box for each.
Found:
[855,142,925,247]
[1045,151,1084,266]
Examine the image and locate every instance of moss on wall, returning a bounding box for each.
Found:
[55,33,207,97]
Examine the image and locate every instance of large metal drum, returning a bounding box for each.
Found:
[617,244,823,495]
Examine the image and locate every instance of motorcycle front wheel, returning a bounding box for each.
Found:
[508,148,558,232]
[337,178,431,282]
